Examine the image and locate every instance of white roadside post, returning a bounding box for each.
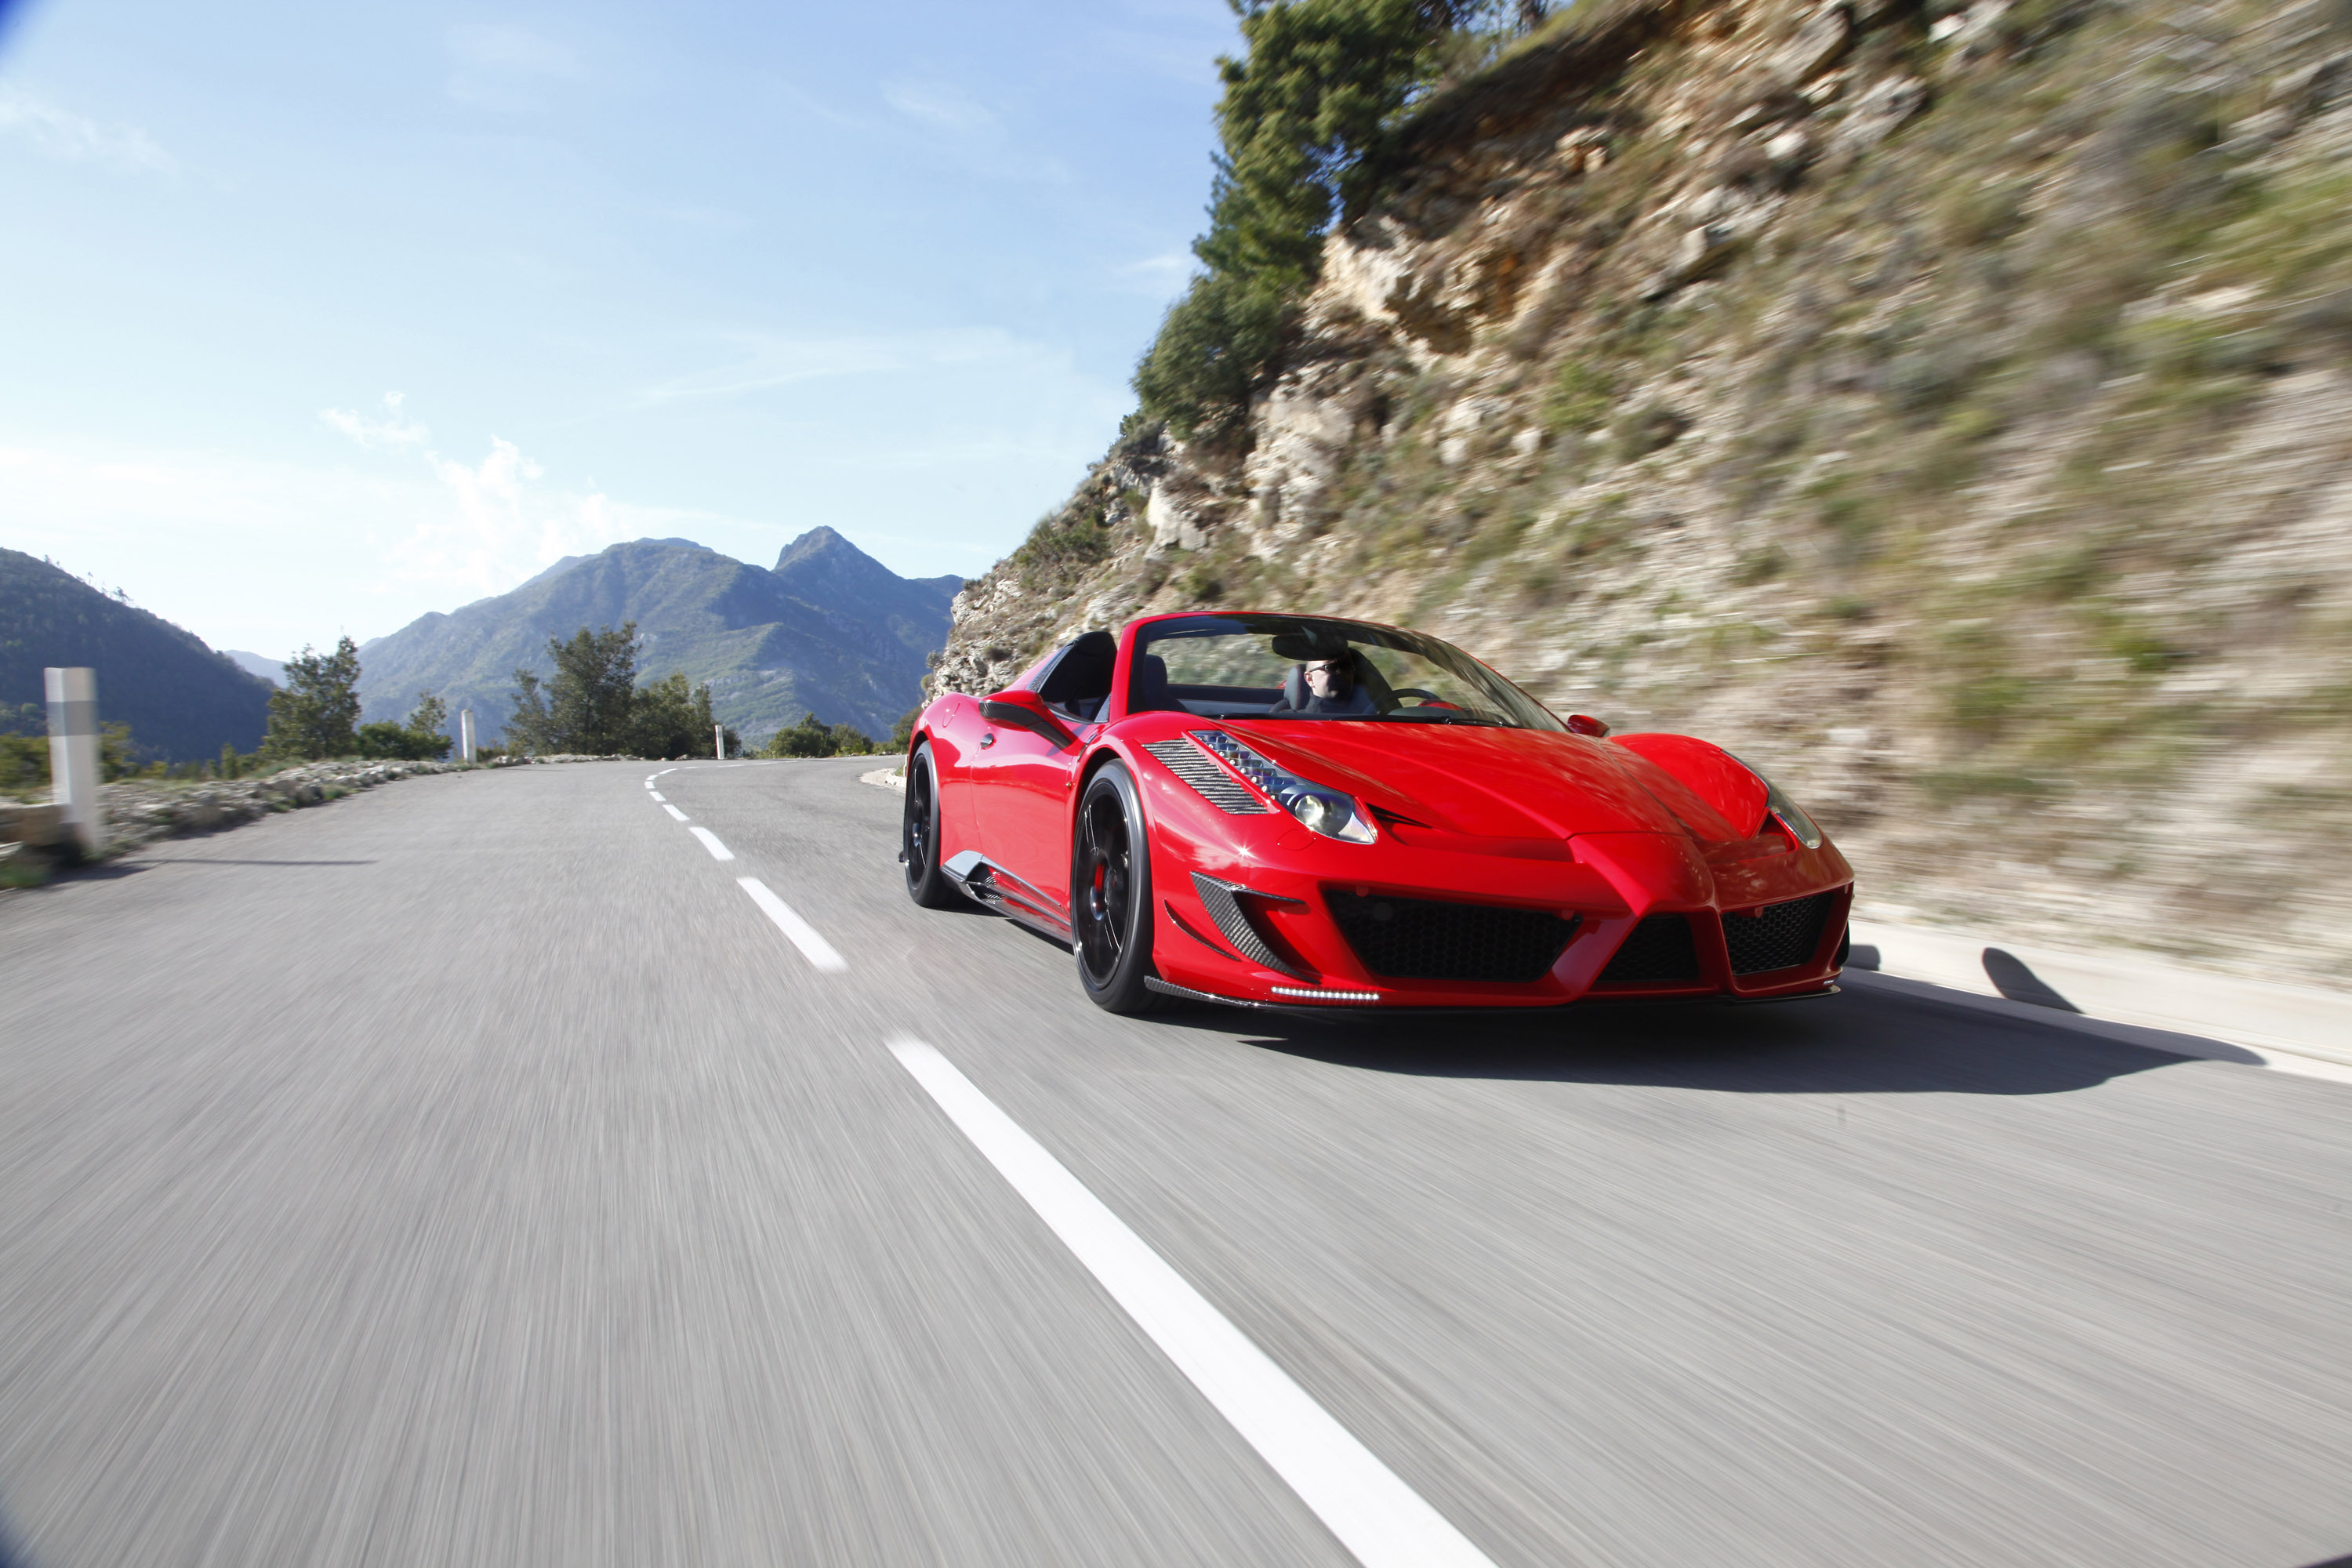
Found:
[714,722,724,760]
[459,709,476,763]
[45,666,103,857]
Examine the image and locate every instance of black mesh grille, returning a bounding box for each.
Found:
[1143,738,1269,815]
[1325,892,1577,983]
[1725,891,1835,975]
[1596,914,1701,985]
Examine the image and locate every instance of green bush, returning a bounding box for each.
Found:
[764,712,879,759]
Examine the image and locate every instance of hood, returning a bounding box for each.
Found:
[1221,720,1747,842]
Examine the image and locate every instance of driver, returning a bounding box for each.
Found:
[1274,652,1378,716]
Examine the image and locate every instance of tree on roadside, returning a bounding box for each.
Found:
[628,670,735,759]
[508,623,639,754]
[263,637,362,759]
[888,706,919,755]
[506,623,736,757]
[1134,0,1546,437]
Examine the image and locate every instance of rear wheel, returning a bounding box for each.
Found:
[902,742,964,909]
[1071,762,1160,1014]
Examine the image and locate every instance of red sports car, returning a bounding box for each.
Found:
[901,612,1853,1014]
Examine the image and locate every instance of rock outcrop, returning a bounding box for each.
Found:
[935,0,2352,984]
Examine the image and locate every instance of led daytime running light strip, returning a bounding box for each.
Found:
[1191,730,1290,796]
[1270,985,1382,1004]
[1189,729,1375,843]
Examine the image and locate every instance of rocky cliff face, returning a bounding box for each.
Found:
[935,0,2352,984]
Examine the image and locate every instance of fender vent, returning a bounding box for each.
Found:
[1144,738,1271,815]
[1725,891,1835,975]
[1325,892,1577,983]
[1596,914,1701,985]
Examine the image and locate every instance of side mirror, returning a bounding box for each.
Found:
[1566,714,1611,738]
[979,688,1078,748]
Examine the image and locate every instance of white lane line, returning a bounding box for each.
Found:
[688,826,735,861]
[737,878,848,972]
[887,1040,1497,1568]
[663,803,689,822]
[650,792,667,802]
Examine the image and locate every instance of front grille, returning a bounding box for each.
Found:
[1144,738,1270,815]
[1325,891,1577,983]
[1725,891,1835,975]
[1596,914,1701,985]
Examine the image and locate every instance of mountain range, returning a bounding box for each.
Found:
[0,547,273,760]
[357,529,960,745]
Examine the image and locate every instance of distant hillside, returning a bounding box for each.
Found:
[358,530,960,744]
[225,651,284,686]
[0,548,273,760]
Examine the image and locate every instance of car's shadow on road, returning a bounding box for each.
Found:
[1181,982,2218,1097]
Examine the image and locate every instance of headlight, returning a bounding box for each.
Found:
[1731,753,1824,848]
[1192,730,1376,843]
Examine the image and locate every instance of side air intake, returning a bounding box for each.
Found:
[1144,738,1271,815]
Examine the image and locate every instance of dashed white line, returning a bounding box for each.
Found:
[688,826,734,860]
[886,1040,1498,1568]
[663,803,689,822]
[738,878,848,971]
[650,792,667,802]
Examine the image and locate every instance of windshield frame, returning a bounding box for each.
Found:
[1123,613,1565,732]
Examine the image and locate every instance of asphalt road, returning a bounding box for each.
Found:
[2,758,2347,1568]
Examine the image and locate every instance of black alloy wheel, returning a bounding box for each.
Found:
[902,742,964,909]
[1071,762,1160,1014]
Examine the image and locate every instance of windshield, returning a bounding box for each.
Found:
[1127,614,1563,731]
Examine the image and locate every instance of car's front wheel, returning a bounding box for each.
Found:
[902,742,965,909]
[1071,762,1160,1014]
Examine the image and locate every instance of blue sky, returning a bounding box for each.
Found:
[0,0,1238,655]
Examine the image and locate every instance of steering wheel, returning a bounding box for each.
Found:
[1390,688,1443,702]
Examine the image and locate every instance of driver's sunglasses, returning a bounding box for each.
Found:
[1303,659,1346,676]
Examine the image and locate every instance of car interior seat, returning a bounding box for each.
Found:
[1126,653,1185,713]
[1039,630,1116,720]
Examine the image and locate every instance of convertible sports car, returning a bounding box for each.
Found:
[900,612,1853,1014]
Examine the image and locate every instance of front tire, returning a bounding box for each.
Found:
[902,742,964,909]
[1071,762,1161,1014]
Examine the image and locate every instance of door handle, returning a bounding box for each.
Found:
[978,732,995,748]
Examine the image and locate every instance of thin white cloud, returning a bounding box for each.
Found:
[880,75,1067,183]
[883,79,1000,138]
[637,325,1077,406]
[1085,28,1228,87]
[445,24,583,113]
[0,87,177,174]
[1115,251,1196,296]
[320,390,430,450]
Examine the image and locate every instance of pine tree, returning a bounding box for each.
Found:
[263,637,362,759]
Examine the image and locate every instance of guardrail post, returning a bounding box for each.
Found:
[459,709,476,763]
[714,722,724,760]
[45,666,103,856]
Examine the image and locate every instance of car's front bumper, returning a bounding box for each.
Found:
[1143,808,1854,1011]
